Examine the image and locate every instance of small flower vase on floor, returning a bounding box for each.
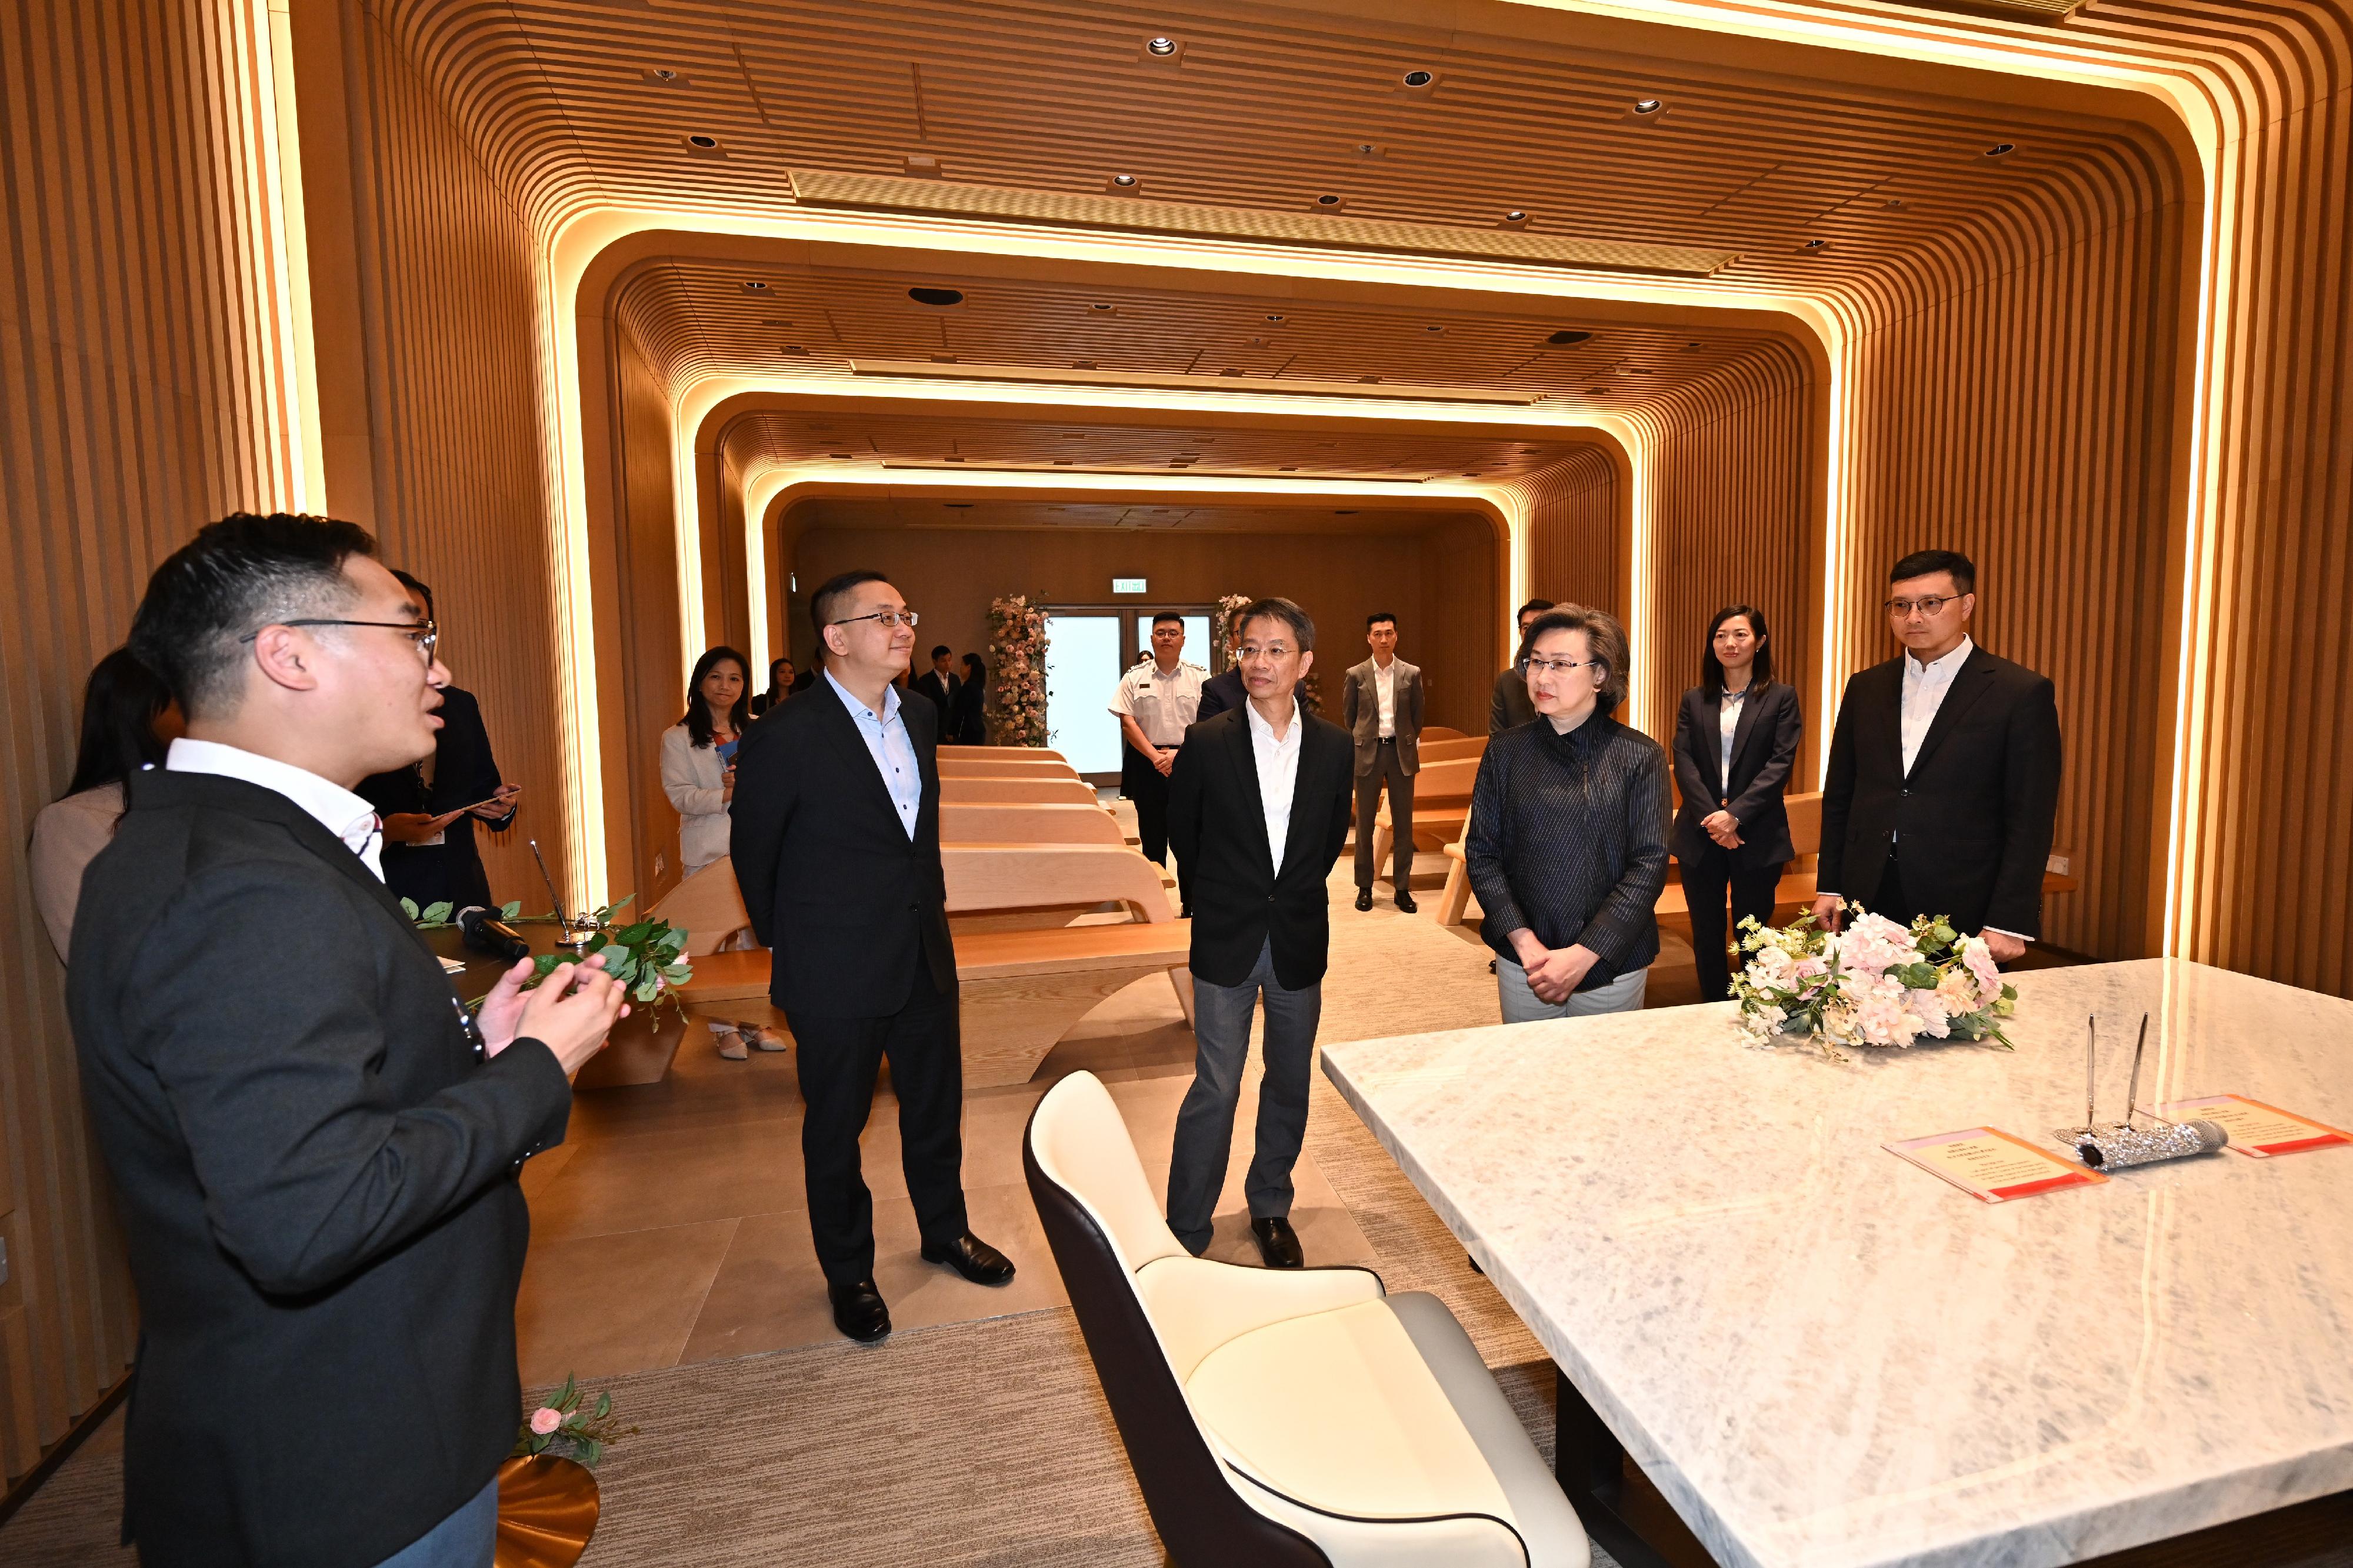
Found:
[495,1454,599,1568]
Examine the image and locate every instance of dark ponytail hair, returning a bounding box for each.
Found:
[683,646,751,747]
[64,648,175,799]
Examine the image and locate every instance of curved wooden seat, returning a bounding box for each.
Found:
[942,776,1099,806]
[938,744,1066,762]
[939,757,1085,781]
[942,802,1128,846]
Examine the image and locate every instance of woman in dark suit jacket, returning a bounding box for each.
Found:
[1672,605,1802,1001]
[952,653,989,743]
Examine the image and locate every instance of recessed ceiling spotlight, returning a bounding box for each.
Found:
[781,344,808,355]
[1884,198,1907,210]
[741,280,768,291]
[1315,193,1345,208]
[1401,69,1435,88]
[1145,35,1178,55]
[1425,325,1444,333]
[1801,238,1830,251]
[1986,142,2016,156]
[1072,359,1097,369]
[1546,329,1592,346]
[829,452,851,459]
[907,286,965,306]
[1633,98,1664,115]
[1504,209,1528,223]
[646,68,686,84]
[686,133,720,148]
[1587,385,1607,394]
[1265,313,1287,323]
[1355,142,1385,156]
[1682,341,1703,351]
[1109,174,1138,188]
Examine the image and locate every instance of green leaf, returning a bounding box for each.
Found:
[401,898,421,920]
[603,894,636,918]
[595,1390,612,1419]
[1892,963,1940,990]
[501,900,522,919]
[421,900,455,925]
[633,978,659,1003]
[617,920,653,946]
[661,963,692,983]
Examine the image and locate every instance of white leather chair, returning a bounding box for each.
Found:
[1023,1071,1589,1568]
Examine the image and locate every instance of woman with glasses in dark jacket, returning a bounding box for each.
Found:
[1671,605,1803,1001]
[1467,605,1671,1021]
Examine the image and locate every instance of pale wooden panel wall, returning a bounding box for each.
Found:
[298,0,574,913]
[1838,205,2182,960]
[1416,516,1502,730]
[0,0,297,1480]
[1522,450,1623,623]
[1644,347,1818,782]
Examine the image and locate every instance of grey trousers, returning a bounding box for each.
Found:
[1497,958,1647,1023]
[1353,742,1415,891]
[1166,938,1322,1255]
[374,1476,497,1568]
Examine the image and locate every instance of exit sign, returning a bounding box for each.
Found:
[1112,577,1147,593]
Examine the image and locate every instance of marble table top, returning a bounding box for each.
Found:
[1320,958,2353,1568]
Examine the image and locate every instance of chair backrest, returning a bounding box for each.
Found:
[942,843,1173,922]
[1408,755,1482,803]
[1024,1074,1328,1568]
[938,757,1084,781]
[1418,735,1486,764]
[941,802,1127,846]
[939,744,1066,762]
[940,776,1100,806]
[646,859,750,957]
[1785,790,1822,856]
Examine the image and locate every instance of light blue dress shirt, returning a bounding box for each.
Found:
[824,669,922,839]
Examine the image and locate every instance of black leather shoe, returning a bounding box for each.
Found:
[1394,890,1419,914]
[1250,1216,1304,1269]
[1354,888,1374,912]
[828,1279,891,1343]
[921,1232,1016,1286]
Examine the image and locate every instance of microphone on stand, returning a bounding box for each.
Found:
[457,905,532,961]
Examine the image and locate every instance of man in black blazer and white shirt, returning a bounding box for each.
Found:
[1814,550,2062,959]
[911,643,961,727]
[1165,598,1353,1269]
[1341,612,1426,912]
[731,571,1014,1343]
[72,513,625,1568]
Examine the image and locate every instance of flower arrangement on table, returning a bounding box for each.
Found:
[985,593,1050,747]
[1731,904,2018,1060]
[512,1374,637,1470]
[406,896,693,1019]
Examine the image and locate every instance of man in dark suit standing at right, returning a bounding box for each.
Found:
[1815,549,2062,962]
[911,642,960,728]
[732,571,1014,1344]
[1194,615,1247,722]
[73,512,625,1568]
[1489,598,1555,733]
[1165,598,1354,1270]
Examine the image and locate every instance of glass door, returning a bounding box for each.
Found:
[1041,611,1126,776]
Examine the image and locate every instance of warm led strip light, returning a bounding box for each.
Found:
[848,358,1544,406]
[790,170,1738,279]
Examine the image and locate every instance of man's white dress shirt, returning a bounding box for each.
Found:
[1900,636,1974,775]
[166,737,386,879]
[1374,659,1397,739]
[825,669,921,839]
[1245,698,1305,872]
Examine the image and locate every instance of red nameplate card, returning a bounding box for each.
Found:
[1884,1127,2108,1203]
[2155,1095,2352,1158]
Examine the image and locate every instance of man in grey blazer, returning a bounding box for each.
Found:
[1341,612,1425,912]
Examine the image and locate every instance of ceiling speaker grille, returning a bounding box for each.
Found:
[791,171,1734,278]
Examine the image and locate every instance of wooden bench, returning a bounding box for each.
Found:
[942,802,1128,846]
[938,745,1066,762]
[677,844,1192,1087]
[941,775,1100,806]
[1417,735,1487,765]
[939,756,1084,781]
[1421,725,1467,740]
[1370,755,1482,884]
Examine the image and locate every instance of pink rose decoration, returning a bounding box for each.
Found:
[1961,936,2004,1000]
[529,1406,562,1436]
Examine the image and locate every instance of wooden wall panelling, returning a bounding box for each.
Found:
[0,0,299,1480]
[1522,448,1625,619]
[602,323,687,908]
[1414,515,1503,730]
[1838,202,2184,960]
[1639,343,1819,779]
[295,0,575,913]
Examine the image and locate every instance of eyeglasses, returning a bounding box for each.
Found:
[240,618,439,664]
[832,609,919,629]
[1884,595,1960,618]
[1518,655,1602,678]
[1237,643,1295,660]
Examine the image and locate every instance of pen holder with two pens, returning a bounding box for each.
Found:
[2054,1011,2228,1169]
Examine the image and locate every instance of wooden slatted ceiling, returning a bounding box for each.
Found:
[609,256,1791,416]
[781,498,1491,534]
[711,410,1604,486]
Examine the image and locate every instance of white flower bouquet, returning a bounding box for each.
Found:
[1731,903,2018,1059]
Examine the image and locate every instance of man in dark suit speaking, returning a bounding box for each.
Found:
[72,512,625,1568]
[731,570,1014,1343]
[1815,549,2062,960]
[1165,598,1353,1269]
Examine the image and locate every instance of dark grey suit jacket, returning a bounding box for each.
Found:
[69,769,572,1568]
[1489,666,1535,734]
[1341,657,1425,775]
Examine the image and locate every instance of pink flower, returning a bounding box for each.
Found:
[1961,936,2004,1000]
[1832,912,1920,978]
[530,1407,562,1436]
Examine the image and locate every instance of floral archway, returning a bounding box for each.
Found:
[985,595,1049,746]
